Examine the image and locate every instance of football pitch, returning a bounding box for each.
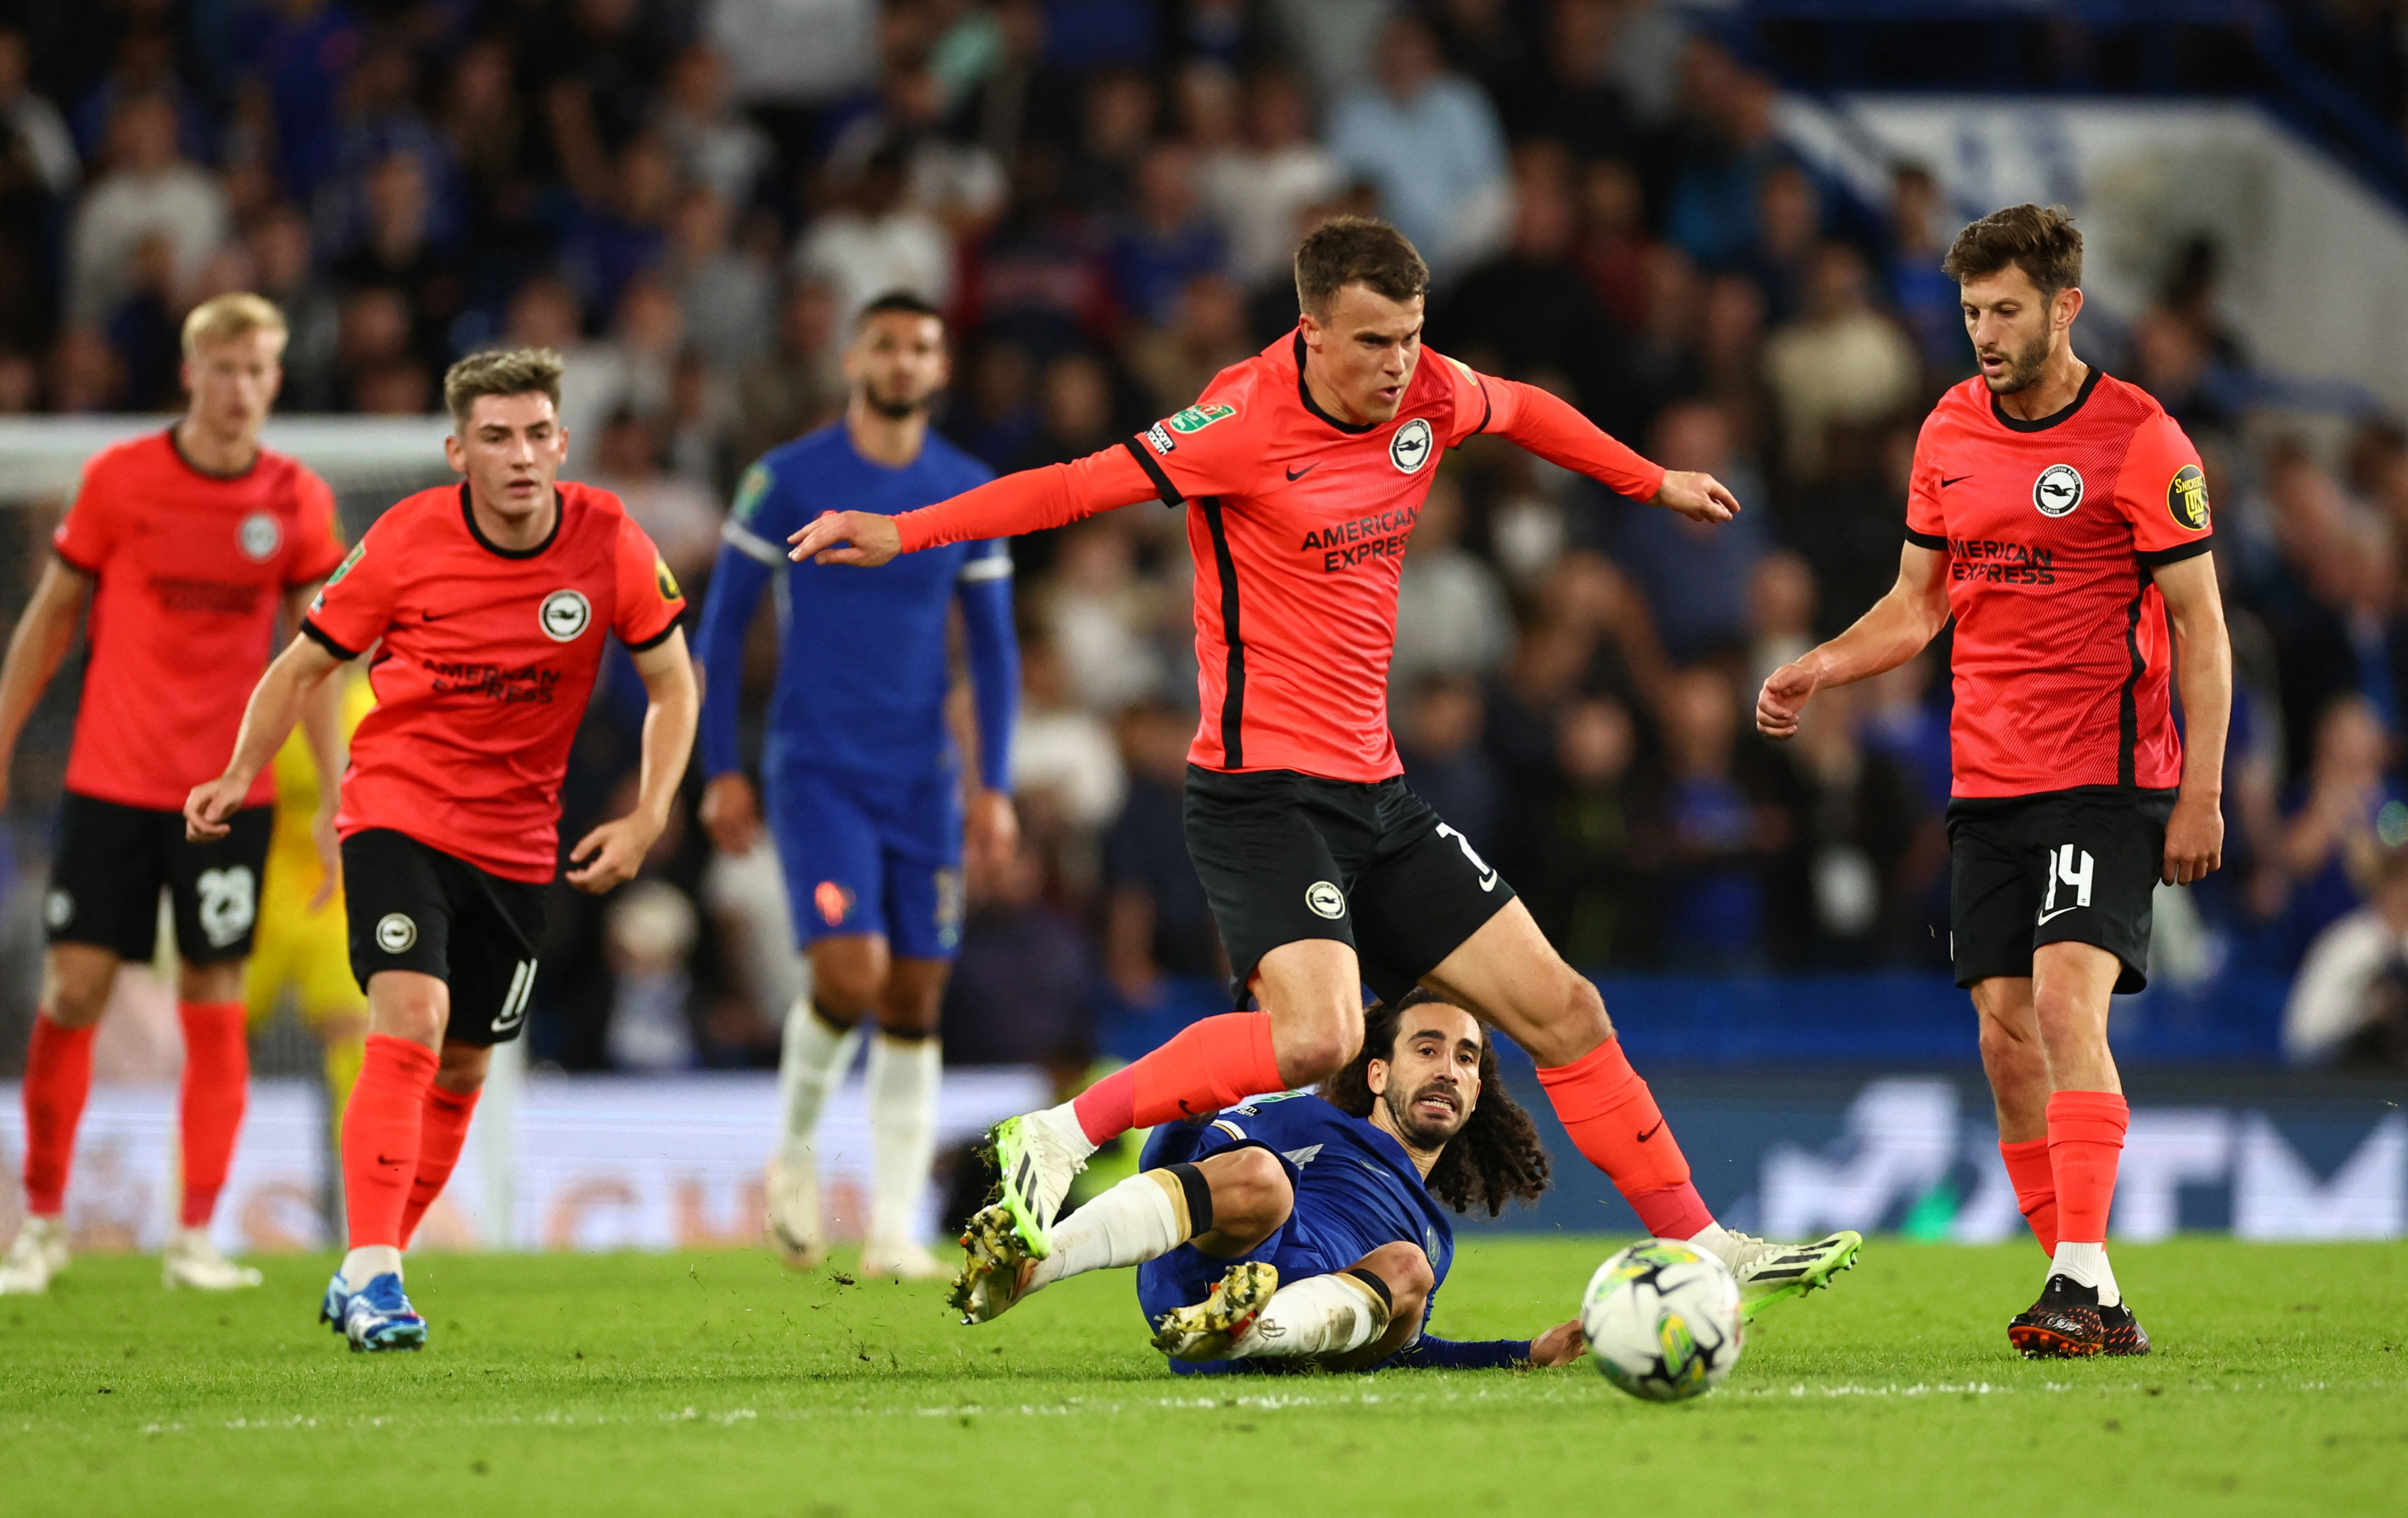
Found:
[3,1237,2401,1517]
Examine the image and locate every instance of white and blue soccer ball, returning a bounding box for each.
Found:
[1580,1239,1744,1402]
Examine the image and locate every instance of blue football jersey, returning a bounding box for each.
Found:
[697,422,1012,784]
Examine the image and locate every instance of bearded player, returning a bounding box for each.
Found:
[959,991,1586,1375]
[790,216,1863,1314]
[188,348,697,1351]
[0,294,347,1295]
[696,292,1016,1281]
[1758,205,2230,1358]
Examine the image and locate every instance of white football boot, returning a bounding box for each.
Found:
[0,1215,69,1294]
[1718,1230,1863,1321]
[161,1225,264,1290]
[762,1154,826,1270]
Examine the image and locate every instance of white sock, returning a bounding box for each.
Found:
[1688,1221,1737,1267]
[777,1002,862,1168]
[1035,1100,1102,1163]
[866,1033,941,1247]
[1230,1272,1389,1359]
[339,1244,402,1288]
[1026,1170,1191,1292]
[2051,1241,2120,1307]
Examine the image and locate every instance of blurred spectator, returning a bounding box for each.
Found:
[1043,521,1169,713]
[2284,841,2408,1069]
[1504,694,1652,967]
[1113,143,1225,327]
[74,16,212,170]
[1785,682,1932,966]
[1399,674,1503,853]
[1606,401,1769,662]
[1011,633,1128,834]
[732,277,846,467]
[1066,67,1158,214]
[1199,67,1339,291]
[1126,271,1253,415]
[333,286,414,410]
[1762,243,1920,483]
[1739,163,1819,325]
[561,132,678,325]
[667,189,775,371]
[1622,245,1704,434]
[104,234,181,410]
[707,0,879,108]
[1101,699,1223,1004]
[0,29,79,198]
[1657,665,1796,966]
[1431,0,1537,119]
[955,0,1083,161]
[1746,550,1817,699]
[2276,695,2401,959]
[1327,15,1509,275]
[1662,45,1785,270]
[1859,652,1954,814]
[589,410,722,581]
[1886,163,1962,377]
[67,94,230,327]
[1512,0,1634,163]
[827,61,1008,238]
[604,880,700,1071]
[2127,306,2233,438]
[941,836,1096,1072]
[1433,154,1626,424]
[950,340,1042,471]
[1783,420,1915,638]
[795,141,952,325]
[1574,158,1652,333]
[657,46,772,207]
[329,150,463,375]
[248,0,364,202]
[1014,349,1121,470]
[51,325,123,413]
[1392,472,1512,692]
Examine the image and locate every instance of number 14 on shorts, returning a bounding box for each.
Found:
[2038,845,2093,924]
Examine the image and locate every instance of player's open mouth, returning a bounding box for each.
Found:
[1412,1087,1459,1119]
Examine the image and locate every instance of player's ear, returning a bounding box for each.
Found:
[1366,1057,1388,1097]
[2055,286,2083,332]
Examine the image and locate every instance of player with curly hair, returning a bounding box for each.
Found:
[952,990,1584,1374]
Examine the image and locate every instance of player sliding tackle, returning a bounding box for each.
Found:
[960,992,1585,1374]
[790,216,1861,1316]
[1757,206,2231,1358]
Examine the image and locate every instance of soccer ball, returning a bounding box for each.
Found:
[1580,1239,1744,1402]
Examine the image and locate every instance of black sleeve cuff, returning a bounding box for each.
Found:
[298,618,360,661]
[1904,527,1948,552]
[2138,535,2215,569]
[624,620,681,653]
[1121,437,1185,507]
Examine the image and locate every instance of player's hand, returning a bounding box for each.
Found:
[567,814,658,894]
[1527,1319,1587,1368]
[1755,660,1821,740]
[309,799,342,912]
[2163,792,2225,885]
[699,773,761,856]
[966,789,1018,874]
[183,774,250,842]
[787,510,902,567]
[1651,470,1740,524]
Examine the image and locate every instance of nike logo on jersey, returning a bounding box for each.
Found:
[1941,475,1973,487]
[1286,462,1318,481]
[1636,1119,1664,1143]
[421,609,455,621]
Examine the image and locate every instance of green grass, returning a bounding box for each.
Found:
[2,1238,2403,1516]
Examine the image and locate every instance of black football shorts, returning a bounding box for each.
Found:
[341,828,547,1045]
[46,790,273,966]
[1182,764,1517,1007]
[1946,785,2176,995]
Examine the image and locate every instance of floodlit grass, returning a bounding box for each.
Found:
[2,1237,2402,1516]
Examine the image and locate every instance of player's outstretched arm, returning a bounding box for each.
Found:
[2154,552,2231,885]
[186,632,343,840]
[0,559,92,813]
[568,627,699,894]
[1478,374,1736,523]
[284,582,351,908]
[1756,541,1951,740]
[786,450,1160,565]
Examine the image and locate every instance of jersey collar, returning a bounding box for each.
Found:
[1990,364,2103,433]
[1292,331,1379,436]
[459,482,563,559]
[165,425,260,482]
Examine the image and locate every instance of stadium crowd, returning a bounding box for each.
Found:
[3,0,2407,1074]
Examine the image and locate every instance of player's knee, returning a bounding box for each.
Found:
[40,952,115,1028]
[1362,1241,1434,1311]
[435,1041,491,1093]
[1206,1147,1292,1234]
[1277,1009,1361,1085]
[2030,981,2107,1052]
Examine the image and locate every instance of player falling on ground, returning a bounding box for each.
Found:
[1757,205,2230,1359]
[186,348,698,1351]
[696,292,1018,1281]
[0,294,348,1296]
[959,990,1588,1374]
[789,216,1862,1314]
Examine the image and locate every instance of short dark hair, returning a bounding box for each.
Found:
[1942,203,2084,299]
[1293,215,1429,319]
[444,346,563,429]
[1319,989,1551,1218]
[856,289,946,331]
